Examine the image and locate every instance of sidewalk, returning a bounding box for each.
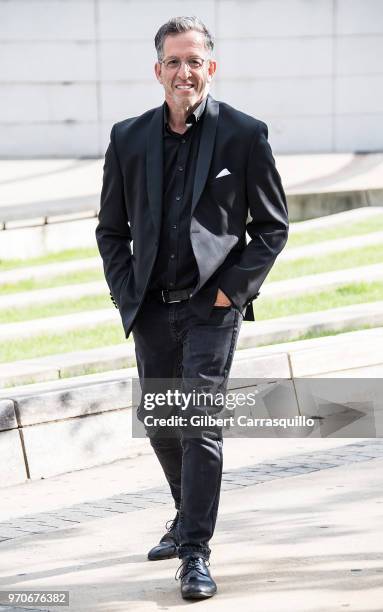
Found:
[1,154,383,225]
[0,437,382,611]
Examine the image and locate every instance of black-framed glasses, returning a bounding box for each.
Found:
[160,57,209,70]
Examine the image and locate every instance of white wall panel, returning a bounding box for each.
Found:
[0,0,382,155]
[215,77,332,118]
[337,0,383,35]
[0,123,99,157]
[267,115,333,153]
[0,0,95,41]
[218,38,333,79]
[99,41,155,81]
[101,121,113,154]
[101,82,162,120]
[336,36,383,75]
[335,75,383,114]
[0,42,97,82]
[217,0,332,38]
[98,0,215,41]
[0,84,97,122]
[335,115,383,152]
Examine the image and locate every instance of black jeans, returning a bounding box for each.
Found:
[132,296,242,559]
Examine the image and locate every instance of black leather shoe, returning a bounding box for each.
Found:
[175,554,217,599]
[147,514,179,561]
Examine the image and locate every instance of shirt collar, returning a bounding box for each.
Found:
[163,96,208,131]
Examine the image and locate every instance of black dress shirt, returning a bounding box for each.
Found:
[149,96,207,291]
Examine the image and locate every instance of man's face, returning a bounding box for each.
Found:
[154,30,217,111]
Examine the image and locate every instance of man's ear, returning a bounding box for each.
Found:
[207,60,217,83]
[154,62,162,84]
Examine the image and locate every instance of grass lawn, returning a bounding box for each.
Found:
[268,243,383,281]
[254,281,383,320]
[256,323,377,347]
[2,281,382,327]
[0,323,128,363]
[0,294,110,323]
[0,247,99,272]
[3,241,382,294]
[287,214,383,247]
[0,269,103,294]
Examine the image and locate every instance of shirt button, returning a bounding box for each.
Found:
[170,254,175,259]
[169,282,174,287]
[181,139,186,144]
[178,166,184,172]
[176,195,182,201]
[172,225,177,229]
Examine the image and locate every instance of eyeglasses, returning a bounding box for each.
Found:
[160,57,209,70]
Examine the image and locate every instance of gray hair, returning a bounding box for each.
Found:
[154,16,214,61]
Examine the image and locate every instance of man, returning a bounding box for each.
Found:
[96,16,288,600]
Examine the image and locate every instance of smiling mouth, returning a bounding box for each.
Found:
[175,84,194,90]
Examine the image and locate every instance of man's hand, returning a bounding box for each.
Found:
[214,288,232,307]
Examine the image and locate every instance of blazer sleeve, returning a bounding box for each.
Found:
[219,122,289,311]
[95,124,132,308]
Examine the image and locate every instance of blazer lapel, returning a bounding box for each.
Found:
[146,105,164,235]
[191,95,219,217]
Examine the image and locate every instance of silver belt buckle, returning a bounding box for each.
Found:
[161,289,181,304]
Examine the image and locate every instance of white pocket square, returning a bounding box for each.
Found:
[215,168,231,178]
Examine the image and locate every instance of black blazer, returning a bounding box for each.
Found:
[96,94,288,338]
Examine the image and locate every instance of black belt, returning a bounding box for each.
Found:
[148,288,194,304]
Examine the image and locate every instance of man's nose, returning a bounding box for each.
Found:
[177,61,192,77]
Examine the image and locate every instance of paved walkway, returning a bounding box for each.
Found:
[1,154,383,223]
[0,437,382,611]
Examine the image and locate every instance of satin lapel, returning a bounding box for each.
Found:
[191,96,219,217]
[146,106,164,235]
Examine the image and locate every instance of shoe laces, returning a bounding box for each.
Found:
[175,556,210,581]
[165,515,178,532]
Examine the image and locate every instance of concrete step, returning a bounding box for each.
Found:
[263,262,383,297]
[1,302,383,388]
[280,230,383,261]
[236,326,383,377]
[2,229,382,306]
[0,308,121,341]
[239,300,383,346]
[1,206,382,284]
[2,293,383,344]
[0,343,137,387]
[0,280,108,309]
[1,231,382,306]
[2,326,382,404]
[2,326,382,483]
[289,205,383,232]
[1,327,382,436]
[2,261,382,314]
[0,257,101,286]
